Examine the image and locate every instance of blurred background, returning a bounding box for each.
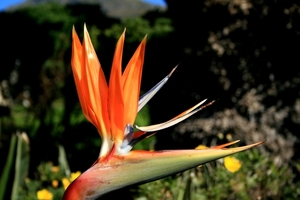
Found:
[1,0,300,199]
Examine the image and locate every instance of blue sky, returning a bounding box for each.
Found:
[0,0,24,11]
[142,0,166,6]
[0,0,166,11]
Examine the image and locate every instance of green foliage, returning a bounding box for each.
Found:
[8,143,300,199]
[18,162,65,200]
[133,105,156,151]
[135,104,151,127]
[103,17,173,43]
[68,104,86,126]
[15,144,77,200]
[4,105,38,136]
[1,0,300,199]
[20,3,74,25]
[20,3,75,54]
[87,25,101,50]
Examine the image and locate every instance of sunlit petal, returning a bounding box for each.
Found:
[72,26,111,157]
[123,36,146,124]
[82,25,109,133]
[71,27,89,121]
[109,29,126,147]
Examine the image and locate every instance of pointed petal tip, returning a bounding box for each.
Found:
[168,65,178,77]
[136,98,212,133]
[72,26,78,38]
[121,28,126,38]
[229,140,266,152]
[199,99,216,111]
[212,140,240,149]
[212,140,265,151]
[137,34,147,46]
[83,24,88,35]
[138,34,147,44]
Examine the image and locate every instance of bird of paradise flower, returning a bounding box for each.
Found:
[63,25,264,199]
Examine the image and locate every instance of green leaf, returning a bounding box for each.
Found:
[58,145,71,178]
[0,134,17,200]
[11,132,30,200]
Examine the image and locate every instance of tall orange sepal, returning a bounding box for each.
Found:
[123,35,147,125]
[71,27,89,122]
[108,29,126,147]
[71,25,111,157]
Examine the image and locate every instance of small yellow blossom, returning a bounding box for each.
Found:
[195,145,208,150]
[224,156,242,173]
[52,180,59,188]
[62,178,71,190]
[51,166,59,173]
[70,171,81,182]
[37,189,53,200]
[62,171,81,190]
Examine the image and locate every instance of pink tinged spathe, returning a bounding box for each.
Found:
[64,141,263,199]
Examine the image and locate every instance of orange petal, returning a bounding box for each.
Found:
[71,27,90,122]
[72,26,113,158]
[82,25,109,135]
[72,27,99,127]
[212,140,240,149]
[123,36,147,125]
[109,30,126,145]
[132,130,147,139]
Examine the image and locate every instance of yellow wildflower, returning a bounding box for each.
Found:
[37,189,53,200]
[51,166,59,173]
[52,180,59,188]
[195,145,208,150]
[70,171,81,182]
[224,156,242,173]
[62,178,71,190]
[62,171,81,190]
